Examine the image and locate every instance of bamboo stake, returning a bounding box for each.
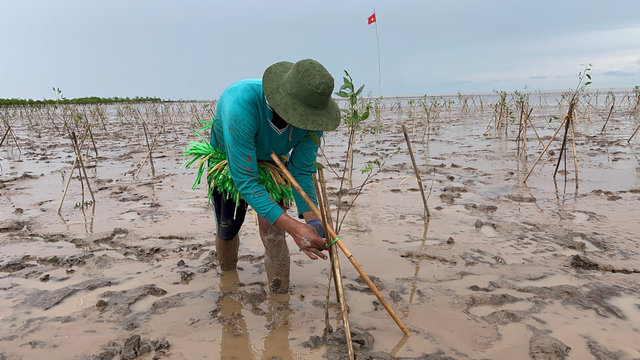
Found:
[71,132,95,203]
[523,116,568,183]
[0,126,10,148]
[134,125,164,180]
[82,108,99,157]
[570,115,579,186]
[270,153,411,337]
[57,158,78,213]
[629,123,640,143]
[318,170,341,298]
[600,104,614,134]
[553,114,571,179]
[142,122,155,177]
[0,118,21,154]
[523,110,551,157]
[314,173,341,303]
[401,124,430,218]
[313,173,354,360]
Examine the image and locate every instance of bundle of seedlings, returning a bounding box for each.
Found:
[182,120,293,207]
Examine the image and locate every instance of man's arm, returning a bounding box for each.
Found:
[289,131,323,217]
[221,96,285,225]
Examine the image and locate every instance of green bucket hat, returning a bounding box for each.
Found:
[262,59,341,131]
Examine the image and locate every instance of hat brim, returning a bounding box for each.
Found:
[263,61,341,132]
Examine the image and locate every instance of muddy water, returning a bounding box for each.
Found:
[1,99,640,359]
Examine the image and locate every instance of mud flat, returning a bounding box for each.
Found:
[1,97,640,359]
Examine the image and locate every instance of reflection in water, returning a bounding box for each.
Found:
[263,294,294,360]
[217,271,294,360]
[390,335,410,357]
[81,202,96,235]
[218,270,254,360]
[410,218,429,304]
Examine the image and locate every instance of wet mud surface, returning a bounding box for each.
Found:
[1,98,640,359]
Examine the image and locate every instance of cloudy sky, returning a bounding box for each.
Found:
[2,0,639,100]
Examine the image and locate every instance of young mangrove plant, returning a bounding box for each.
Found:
[525,63,593,187]
[333,70,372,184]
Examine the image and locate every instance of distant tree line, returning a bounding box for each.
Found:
[0,96,164,107]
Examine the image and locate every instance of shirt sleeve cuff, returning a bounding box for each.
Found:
[263,205,285,226]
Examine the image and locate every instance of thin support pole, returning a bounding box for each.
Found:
[600,104,614,134]
[374,7,381,97]
[401,124,430,218]
[270,153,411,337]
[313,173,354,360]
[523,116,568,183]
[135,125,164,180]
[553,114,571,179]
[570,116,579,187]
[142,122,156,177]
[628,122,640,143]
[57,158,78,213]
[71,132,95,203]
[0,126,10,148]
[315,172,341,303]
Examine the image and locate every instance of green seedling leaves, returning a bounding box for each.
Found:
[311,162,324,169]
[309,132,321,146]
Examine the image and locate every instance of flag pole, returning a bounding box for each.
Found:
[373,7,381,97]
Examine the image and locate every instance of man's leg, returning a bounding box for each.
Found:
[258,215,290,294]
[216,233,240,271]
[212,189,247,272]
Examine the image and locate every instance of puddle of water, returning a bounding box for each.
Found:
[0,240,79,259]
[572,236,601,252]
[516,274,588,288]
[571,211,590,224]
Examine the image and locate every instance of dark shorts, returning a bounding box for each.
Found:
[211,188,248,241]
[210,161,290,241]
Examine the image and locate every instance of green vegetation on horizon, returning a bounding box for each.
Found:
[0,95,164,107]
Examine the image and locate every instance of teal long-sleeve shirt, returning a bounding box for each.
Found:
[210,79,321,225]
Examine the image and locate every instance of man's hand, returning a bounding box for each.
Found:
[275,213,328,260]
[306,219,326,239]
[292,222,328,260]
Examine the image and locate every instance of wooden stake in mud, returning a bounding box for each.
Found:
[270,153,412,337]
[313,172,354,360]
[600,104,614,134]
[58,132,96,213]
[142,122,156,177]
[314,173,342,303]
[401,124,430,218]
[0,126,10,149]
[57,158,78,213]
[628,121,640,143]
[524,101,579,187]
[134,125,164,180]
[0,118,22,154]
[71,132,96,203]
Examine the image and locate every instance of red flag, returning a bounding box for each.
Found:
[367,12,376,25]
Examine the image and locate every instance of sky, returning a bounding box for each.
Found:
[2,0,640,100]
